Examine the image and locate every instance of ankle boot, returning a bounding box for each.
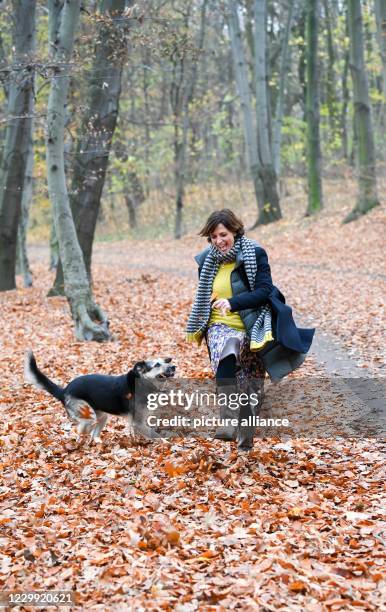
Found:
[213,385,239,441]
[237,378,264,451]
[237,400,254,450]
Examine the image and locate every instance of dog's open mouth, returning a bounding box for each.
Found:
[157,366,176,379]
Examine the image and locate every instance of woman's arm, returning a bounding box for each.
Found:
[228,247,273,311]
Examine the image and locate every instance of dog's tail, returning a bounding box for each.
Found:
[24,351,65,404]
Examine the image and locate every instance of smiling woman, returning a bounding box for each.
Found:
[186,209,315,452]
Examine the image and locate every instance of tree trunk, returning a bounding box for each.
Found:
[16,118,34,287]
[49,221,59,271]
[344,0,379,222]
[253,0,282,224]
[0,33,9,169]
[323,0,339,137]
[171,0,208,239]
[142,47,151,197]
[341,11,350,160]
[48,0,64,44]
[0,0,36,291]
[46,0,110,341]
[305,0,323,215]
[124,171,145,228]
[297,8,307,120]
[374,0,386,100]
[226,0,264,221]
[272,0,295,177]
[51,0,130,293]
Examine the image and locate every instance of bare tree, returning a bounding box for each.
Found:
[374,0,386,101]
[0,0,36,291]
[305,0,323,215]
[344,0,379,222]
[322,0,339,139]
[272,0,296,177]
[46,0,110,340]
[168,0,208,238]
[46,0,63,274]
[16,117,34,287]
[52,0,133,292]
[227,0,281,226]
[253,0,281,223]
[226,1,263,219]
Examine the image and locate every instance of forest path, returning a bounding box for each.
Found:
[29,240,383,378]
[91,241,380,371]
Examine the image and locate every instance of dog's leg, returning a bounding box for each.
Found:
[77,420,93,435]
[90,412,108,444]
[65,396,96,443]
[123,413,136,439]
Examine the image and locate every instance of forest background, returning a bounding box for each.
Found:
[1,0,385,268]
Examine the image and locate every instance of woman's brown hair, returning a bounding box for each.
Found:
[199,209,245,242]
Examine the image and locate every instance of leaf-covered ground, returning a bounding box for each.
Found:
[0,199,385,609]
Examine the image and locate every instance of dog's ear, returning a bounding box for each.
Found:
[133,361,148,375]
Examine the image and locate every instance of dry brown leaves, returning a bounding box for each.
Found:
[0,201,385,609]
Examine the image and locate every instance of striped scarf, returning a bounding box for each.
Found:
[186,236,273,351]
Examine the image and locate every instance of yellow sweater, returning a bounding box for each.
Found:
[208,262,245,331]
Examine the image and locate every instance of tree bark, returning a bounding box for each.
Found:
[341,10,350,160]
[51,0,130,293]
[0,32,9,169]
[253,0,282,224]
[272,0,295,177]
[46,0,110,341]
[48,0,64,45]
[0,0,36,291]
[305,0,323,215]
[49,222,59,270]
[374,0,386,100]
[16,118,34,287]
[323,0,339,137]
[344,0,379,222]
[124,170,145,228]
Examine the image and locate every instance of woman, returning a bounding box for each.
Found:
[186,209,314,451]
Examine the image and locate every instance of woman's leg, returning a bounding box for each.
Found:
[214,354,238,440]
[237,344,266,450]
[216,353,237,383]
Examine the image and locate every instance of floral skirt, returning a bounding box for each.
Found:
[206,323,266,387]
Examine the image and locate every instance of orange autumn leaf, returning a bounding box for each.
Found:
[289,581,308,594]
[163,461,186,477]
[34,504,45,518]
[287,507,304,520]
[196,549,219,560]
[133,329,146,339]
[164,529,180,545]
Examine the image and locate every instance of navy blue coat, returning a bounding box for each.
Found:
[195,244,315,381]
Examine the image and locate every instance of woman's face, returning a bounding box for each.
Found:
[209,223,235,254]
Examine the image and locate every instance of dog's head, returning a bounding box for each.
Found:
[132,358,176,380]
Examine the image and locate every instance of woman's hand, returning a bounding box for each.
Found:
[212,298,231,316]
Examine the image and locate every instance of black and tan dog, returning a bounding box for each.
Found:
[25,351,175,443]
